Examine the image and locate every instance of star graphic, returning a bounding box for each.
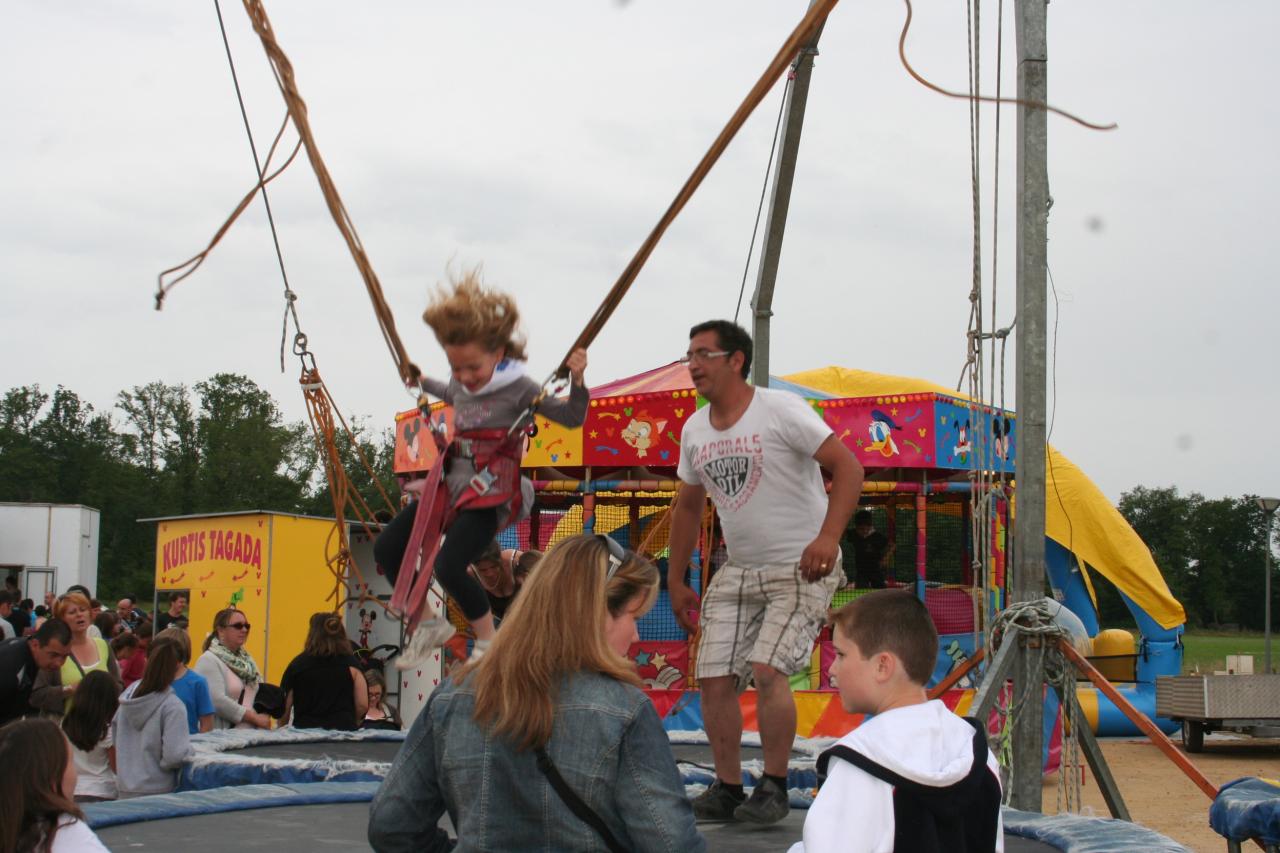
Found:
[855,438,865,447]
[650,652,668,669]
[634,651,652,666]
[564,451,573,460]
[890,407,899,416]
[589,430,598,438]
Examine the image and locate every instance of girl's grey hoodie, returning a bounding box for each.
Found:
[112,682,191,798]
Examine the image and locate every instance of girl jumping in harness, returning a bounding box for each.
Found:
[374,269,589,668]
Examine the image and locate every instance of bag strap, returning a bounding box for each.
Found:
[535,747,629,853]
[67,650,87,678]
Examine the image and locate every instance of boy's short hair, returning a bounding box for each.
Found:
[854,509,874,525]
[831,589,938,685]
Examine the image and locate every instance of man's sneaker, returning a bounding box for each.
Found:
[692,780,746,822]
[733,776,790,825]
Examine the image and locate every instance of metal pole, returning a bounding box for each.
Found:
[1266,509,1274,674]
[1010,0,1050,812]
[750,0,825,386]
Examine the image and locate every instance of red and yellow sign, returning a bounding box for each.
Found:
[154,512,338,683]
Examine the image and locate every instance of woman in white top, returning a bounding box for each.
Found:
[61,670,120,802]
[192,607,271,730]
[0,718,110,852]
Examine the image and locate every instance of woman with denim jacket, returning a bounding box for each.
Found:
[369,534,705,853]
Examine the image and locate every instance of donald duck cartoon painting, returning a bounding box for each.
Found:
[867,409,903,458]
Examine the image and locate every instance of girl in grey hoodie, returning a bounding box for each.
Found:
[112,636,191,798]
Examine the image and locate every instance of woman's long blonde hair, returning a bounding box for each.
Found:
[422,266,527,360]
[465,534,657,750]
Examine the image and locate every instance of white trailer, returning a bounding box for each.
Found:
[0,502,101,601]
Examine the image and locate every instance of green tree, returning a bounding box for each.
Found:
[299,416,398,521]
[0,385,53,501]
[192,373,313,513]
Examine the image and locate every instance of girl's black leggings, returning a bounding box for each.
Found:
[373,503,498,622]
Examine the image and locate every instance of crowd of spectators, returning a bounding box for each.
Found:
[0,540,537,851]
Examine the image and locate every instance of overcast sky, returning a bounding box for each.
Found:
[3,1,1277,502]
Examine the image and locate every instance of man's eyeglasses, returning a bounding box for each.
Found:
[226,622,251,631]
[596,535,629,582]
[679,349,730,365]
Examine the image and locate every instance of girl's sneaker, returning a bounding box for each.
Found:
[395,617,456,670]
[467,638,492,663]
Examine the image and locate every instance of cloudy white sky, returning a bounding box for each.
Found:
[3,1,1276,502]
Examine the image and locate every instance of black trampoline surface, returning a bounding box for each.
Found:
[231,740,404,763]
[95,800,1060,852]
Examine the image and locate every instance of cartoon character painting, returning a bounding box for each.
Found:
[867,409,902,458]
[621,414,667,458]
[358,608,377,649]
[992,417,1013,461]
[952,418,972,462]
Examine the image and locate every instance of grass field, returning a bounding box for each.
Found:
[1181,631,1273,673]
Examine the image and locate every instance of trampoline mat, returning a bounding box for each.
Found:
[94,799,1059,850]
[671,741,807,767]
[94,798,1061,852]
[231,740,404,763]
[700,811,1060,852]
[95,801,374,850]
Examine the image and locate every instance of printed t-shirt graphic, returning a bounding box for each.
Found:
[678,389,832,568]
[693,433,764,511]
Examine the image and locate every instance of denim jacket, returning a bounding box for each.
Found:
[368,670,704,853]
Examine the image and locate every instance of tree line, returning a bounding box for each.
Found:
[1100,486,1278,632]
[2,379,1275,631]
[0,376,396,604]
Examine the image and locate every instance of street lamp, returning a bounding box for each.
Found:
[1258,496,1280,674]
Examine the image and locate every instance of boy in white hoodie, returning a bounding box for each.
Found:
[790,590,1003,853]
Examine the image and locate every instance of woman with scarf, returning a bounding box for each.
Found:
[193,608,271,730]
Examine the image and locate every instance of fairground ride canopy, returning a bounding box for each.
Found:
[393,362,1185,631]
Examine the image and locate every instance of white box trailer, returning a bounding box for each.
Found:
[0,503,100,601]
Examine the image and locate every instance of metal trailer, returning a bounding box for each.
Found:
[1156,674,1280,752]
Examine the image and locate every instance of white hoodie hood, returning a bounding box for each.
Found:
[790,700,1004,853]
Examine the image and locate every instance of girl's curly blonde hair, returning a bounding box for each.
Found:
[422,267,527,360]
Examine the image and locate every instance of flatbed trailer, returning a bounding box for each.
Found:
[1156,673,1280,752]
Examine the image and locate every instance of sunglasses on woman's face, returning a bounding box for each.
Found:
[226,622,251,631]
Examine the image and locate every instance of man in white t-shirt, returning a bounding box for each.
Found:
[668,320,864,826]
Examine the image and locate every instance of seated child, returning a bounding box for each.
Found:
[361,669,402,731]
[790,589,1003,853]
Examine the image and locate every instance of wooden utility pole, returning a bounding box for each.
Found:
[750,1,825,386]
[1010,0,1050,812]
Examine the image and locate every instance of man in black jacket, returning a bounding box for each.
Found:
[0,618,72,724]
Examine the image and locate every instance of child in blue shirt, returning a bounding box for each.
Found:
[156,628,214,733]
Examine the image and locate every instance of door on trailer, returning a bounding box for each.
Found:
[22,567,55,604]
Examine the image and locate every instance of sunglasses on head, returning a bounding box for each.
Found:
[596,535,629,582]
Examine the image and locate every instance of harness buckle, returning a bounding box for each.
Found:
[468,468,497,496]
